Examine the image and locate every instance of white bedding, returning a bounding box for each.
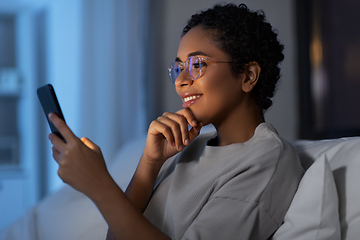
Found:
[1,135,360,240]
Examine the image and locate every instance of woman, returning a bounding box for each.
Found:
[48,3,303,240]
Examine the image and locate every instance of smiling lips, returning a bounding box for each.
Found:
[182,94,202,108]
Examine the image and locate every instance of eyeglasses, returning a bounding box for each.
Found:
[168,56,232,84]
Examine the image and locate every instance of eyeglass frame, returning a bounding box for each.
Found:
[168,56,233,84]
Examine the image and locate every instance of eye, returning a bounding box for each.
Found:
[173,62,184,73]
[200,61,207,67]
[193,62,201,68]
[192,58,207,69]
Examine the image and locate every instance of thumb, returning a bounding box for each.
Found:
[81,137,101,152]
[189,122,203,142]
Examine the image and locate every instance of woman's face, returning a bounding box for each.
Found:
[175,26,246,127]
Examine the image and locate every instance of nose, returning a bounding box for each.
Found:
[175,71,193,87]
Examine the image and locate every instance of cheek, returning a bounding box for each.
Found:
[203,74,243,107]
[203,73,236,96]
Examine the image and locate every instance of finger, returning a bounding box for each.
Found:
[51,146,61,163]
[48,133,67,152]
[162,112,190,146]
[172,108,200,143]
[176,108,198,127]
[149,120,176,148]
[81,137,101,153]
[48,113,77,143]
[156,115,184,150]
[189,122,203,142]
[153,118,179,147]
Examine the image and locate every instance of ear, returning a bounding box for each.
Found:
[242,61,261,93]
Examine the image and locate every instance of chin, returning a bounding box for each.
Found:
[186,105,212,126]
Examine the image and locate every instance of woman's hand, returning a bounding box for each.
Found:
[48,114,172,240]
[124,108,203,213]
[48,113,111,200]
[142,108,203,166]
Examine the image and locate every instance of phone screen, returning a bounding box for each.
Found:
[37,84,66,141]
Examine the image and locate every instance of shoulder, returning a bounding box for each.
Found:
[250,123,299,164]
[211,123,303,199]
[249,122,303,188]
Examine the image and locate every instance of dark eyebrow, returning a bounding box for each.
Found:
[188,51,209,57]
[175,51,210,62]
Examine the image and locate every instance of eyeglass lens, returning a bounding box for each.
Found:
[168,57,202,83]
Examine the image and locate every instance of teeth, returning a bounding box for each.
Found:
[183,95,201,103]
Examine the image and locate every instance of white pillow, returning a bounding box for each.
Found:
[291,137,360,239]
[272,154,341,240]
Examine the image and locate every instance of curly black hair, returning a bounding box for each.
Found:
[182,3,284,110]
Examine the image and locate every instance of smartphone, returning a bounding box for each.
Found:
[37,84,66,142]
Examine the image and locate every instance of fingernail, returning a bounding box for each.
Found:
[184,139,189,145]
[178,145,183,151]
[192,120,197,127]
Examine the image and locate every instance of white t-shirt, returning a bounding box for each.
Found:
[144,123,304,240]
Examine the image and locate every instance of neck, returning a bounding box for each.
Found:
[214,102,265,146]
